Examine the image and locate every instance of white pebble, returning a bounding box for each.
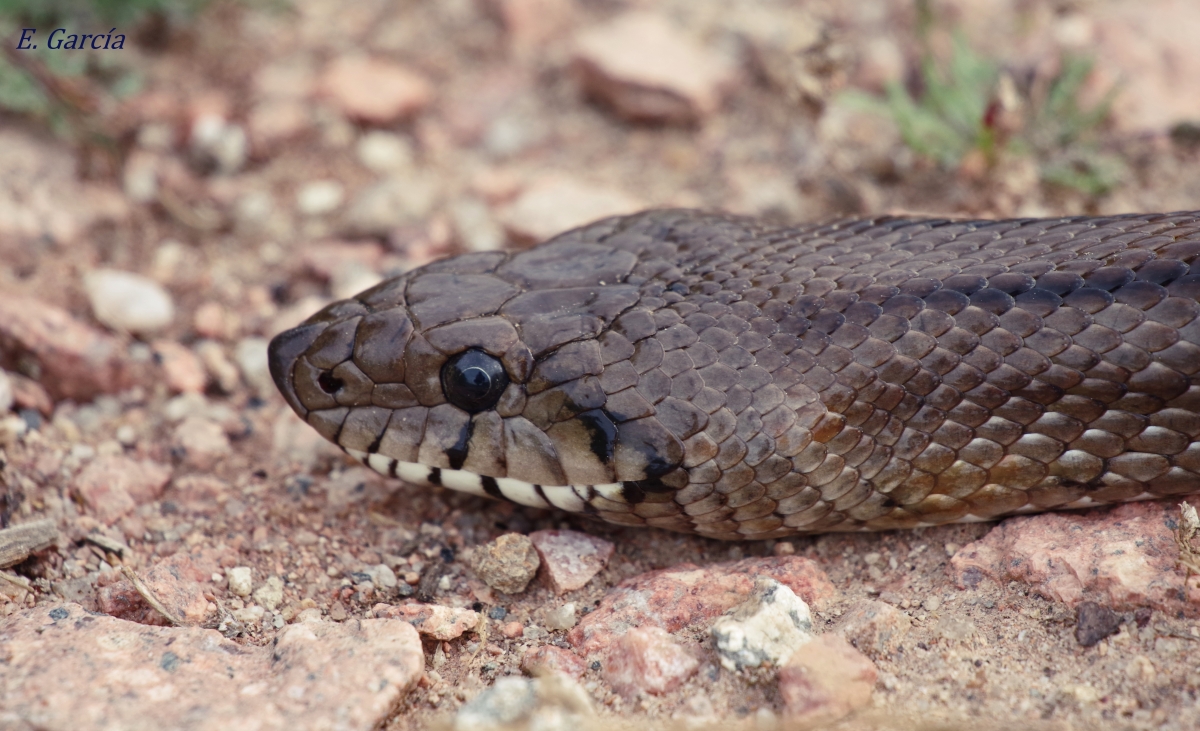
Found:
[296,180,345,216]
[253,575,285,611]
[356,131,413,172]
[365,563,398,589]
[84,269,175,333]
[0,370,12,413]
[545,602,577,630]
[234,338,273,396]
[226,566,253,597]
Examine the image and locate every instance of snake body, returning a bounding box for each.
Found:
[268,209,1200,539]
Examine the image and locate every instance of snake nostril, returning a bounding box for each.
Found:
[317,372,344,394]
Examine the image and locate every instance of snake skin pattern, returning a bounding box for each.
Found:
[268,209,1200,540]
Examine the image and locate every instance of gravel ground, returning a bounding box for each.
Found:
[4,1,1200,729]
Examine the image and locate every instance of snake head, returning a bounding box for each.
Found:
[267,214,717,529]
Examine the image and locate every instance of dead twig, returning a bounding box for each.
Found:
[0,519,58,569]
[120,565,185,627]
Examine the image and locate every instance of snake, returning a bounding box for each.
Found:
[267,209,1200,540]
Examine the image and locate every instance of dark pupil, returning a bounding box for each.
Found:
[461,367,491,394]
[441,349,509,413]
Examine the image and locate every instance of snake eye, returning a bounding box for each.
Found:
[440,349,509,413]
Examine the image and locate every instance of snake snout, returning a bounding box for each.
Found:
[267,320,328,418]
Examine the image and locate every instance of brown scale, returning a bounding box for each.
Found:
[268,209,1200,539]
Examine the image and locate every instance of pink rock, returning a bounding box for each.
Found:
[1088,0,1200,133]
[837,600,912,660]
[529,529,614,594]
[374,603,481,640]
[247,99,313,154]
[152,340,207,394]
[520,645,587,679]
[779,635,878,725]
[568,556,837,656]
[484,0,573,55]
[498,176,641,246]
[169,475,230,514]
[98,550,219,626]
[7,371,53,415]
[571,12,736,124]
[950,500,1199,615]
[602,627,699,698]
[319,56,432,125]
[1,603,422,730]
[0,296,135,402]
[73,455,171,525]
[171,416,232,471]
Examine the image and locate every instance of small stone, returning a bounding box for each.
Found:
[365,563,398,589]
[319,56,433,124]
[328,602,348,621]
[521,645,587,678]
[0,414,27,445]
[571,12,735,124]
[84,268,175,334]
[341,173,440,238]
[152,341,206,394]
[253,576,284,612]
[190,114,247,174]
[528,530,614,595]
[0,298,136,401]
[711,577,814,672]
[122,150,158,202]
[233,338,272,396]
[171,416,232,471]
[474,534,540,595]
[498,176,640,246]
[778,635,878,726]
[226,567,253,598]
[374,603,481,640]
[193,302,236,340]
[0,370,12,413]
[923,595,942,612]
[602,627,699,698]
[296,180,345,216]
[454,676,537,730]
[545,603,577,631]
[72,455,172,525]
[1076,601,1123,647]
[246,99,312,153]
[502,621,525,640]
[6,371,53,416]
[486,0,573,56]
[837,600,912,659]
[356,131,413,173]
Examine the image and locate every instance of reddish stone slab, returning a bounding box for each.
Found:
[567,556,837,656]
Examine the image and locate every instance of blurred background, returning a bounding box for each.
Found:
[2,0,1200,338]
